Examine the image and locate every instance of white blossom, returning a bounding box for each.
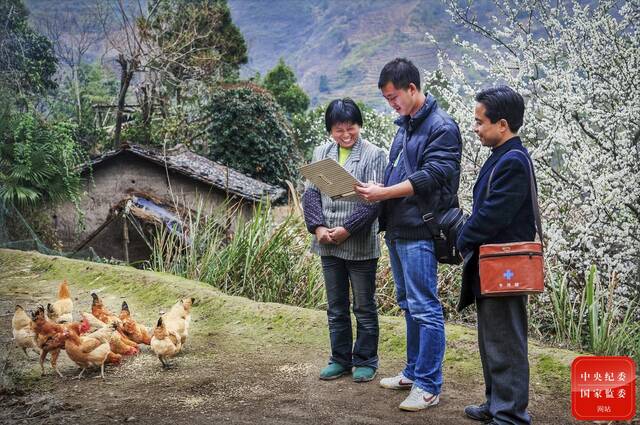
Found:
[427,0,640,289]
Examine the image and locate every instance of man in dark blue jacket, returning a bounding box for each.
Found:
[356,58,462,411]
[456,86,535,425]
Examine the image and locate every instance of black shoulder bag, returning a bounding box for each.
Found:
[402,132,466,265]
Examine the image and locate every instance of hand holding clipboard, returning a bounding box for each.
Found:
[300,158,364,201]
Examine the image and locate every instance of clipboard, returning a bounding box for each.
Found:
[299,158,361,201]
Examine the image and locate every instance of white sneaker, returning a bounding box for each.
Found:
[398,386,440,411]
[379,373,414,390]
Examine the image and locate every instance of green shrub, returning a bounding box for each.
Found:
[148,200,325,309]
[203,83,301,187]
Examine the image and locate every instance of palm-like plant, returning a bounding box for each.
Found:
[0,112,83,207]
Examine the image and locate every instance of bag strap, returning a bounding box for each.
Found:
[486,149,544,248]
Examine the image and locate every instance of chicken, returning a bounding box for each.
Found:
[12,305,40,357]
[81,311,110,330]
[163,297,195,345]
[86,322,137,357]
[83,322,117,344]
[46,280,73,323]
[110,331,139,356]
[150,317,182,368]
[81,312,139,355]
[31,306,66,377]
[90,293,119,324]
[62,328,117,379]
[114,330,138,350]
[119,301,152,345]
[31,306,90,377]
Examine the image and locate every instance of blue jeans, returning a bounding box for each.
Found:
[386,238,445,395]
[320,256,379,369]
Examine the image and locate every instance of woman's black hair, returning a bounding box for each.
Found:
[475,85,525,133]
[324,98,363,133]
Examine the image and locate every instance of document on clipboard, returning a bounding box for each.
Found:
[299,158,361,201]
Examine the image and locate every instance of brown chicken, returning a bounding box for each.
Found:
[81,323,135,359]
[80,311,109,330]
[90,293,119,324]
[119,301,152,345]
[163,297,195,345]
[46,280,73,323]
[110,331,139,356]
[12,305,40,357]
[31,306,90,377]
[81,311,139,355]
[150,317,182,368]
[62,328,119,379]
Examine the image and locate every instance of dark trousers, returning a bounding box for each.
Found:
[320,256,379,369]
[476,296,531,425]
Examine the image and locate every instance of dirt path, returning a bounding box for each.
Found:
[0,250,590,424]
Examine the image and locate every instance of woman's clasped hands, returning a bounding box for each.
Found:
[315,226,351,245]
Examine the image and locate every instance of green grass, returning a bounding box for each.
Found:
[0,248,579,397]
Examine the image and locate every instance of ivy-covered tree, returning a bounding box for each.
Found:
[0,0,57,100]
[203,83,301,187]
[262,58,310,116]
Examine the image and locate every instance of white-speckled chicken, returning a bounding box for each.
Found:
[150,317,182,368]
[163,297,195,345]
[47,280,73,323]
[12,305,40,357]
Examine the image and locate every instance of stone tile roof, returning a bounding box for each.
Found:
[84,144,286,202]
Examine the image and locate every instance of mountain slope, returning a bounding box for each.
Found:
[23,0,492,108]
[228,0,491,107]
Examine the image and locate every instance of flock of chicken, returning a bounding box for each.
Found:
[11,280,195,379]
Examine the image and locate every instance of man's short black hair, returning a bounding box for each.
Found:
[324,98,363,132]
[378,58,421,91]
[475,85,525,133]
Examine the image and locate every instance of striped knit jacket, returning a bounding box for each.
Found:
[302,138,387,260]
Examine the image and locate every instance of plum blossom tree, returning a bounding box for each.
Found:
[427,0,640,291]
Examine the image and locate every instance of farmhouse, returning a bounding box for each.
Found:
[52,143,286,263]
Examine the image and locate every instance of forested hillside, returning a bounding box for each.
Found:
[227,0,492,106]
[24,0,492,107]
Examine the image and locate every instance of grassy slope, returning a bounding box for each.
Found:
[0,248,576,397]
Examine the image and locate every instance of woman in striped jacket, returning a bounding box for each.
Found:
[302,98,387,383]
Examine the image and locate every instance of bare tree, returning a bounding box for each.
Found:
[98,0,232,149]
[38,6,102,125]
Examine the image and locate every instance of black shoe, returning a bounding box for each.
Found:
[464,403,493,421]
